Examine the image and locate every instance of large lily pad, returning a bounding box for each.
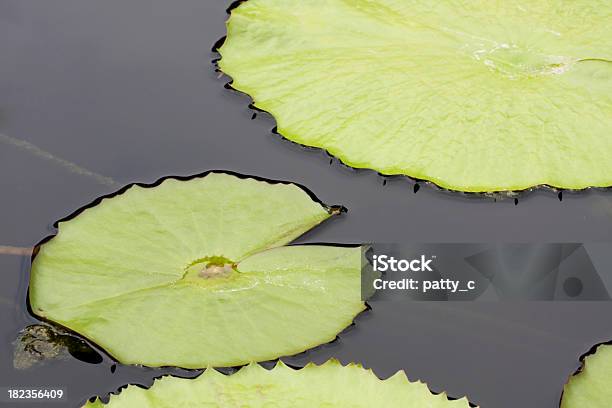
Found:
[562,343,612,407]
[84,360,474,407]
[29,172,365,368]
[218,0,612,192]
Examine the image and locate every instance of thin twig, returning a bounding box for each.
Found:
[0,133,118,187]
[0,245,32,256]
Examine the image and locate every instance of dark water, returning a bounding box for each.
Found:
[0,1,611,407]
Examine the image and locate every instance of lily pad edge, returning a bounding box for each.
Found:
[559,339,612,407]
[82,359,478,407]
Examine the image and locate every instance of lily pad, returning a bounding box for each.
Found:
[218,0,612,192]
[29,172,365,368]
[84,360,474,407]
[562,343,612,407]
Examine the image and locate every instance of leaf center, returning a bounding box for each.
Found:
[182,256,237,281]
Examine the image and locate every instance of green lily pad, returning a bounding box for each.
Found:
[84,360,474,407]
[29,172,365,368]
[562,343,612,407]
[218,0,612,192]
